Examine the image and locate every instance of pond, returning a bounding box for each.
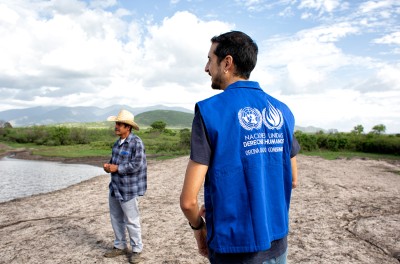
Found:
[0,157,105,203]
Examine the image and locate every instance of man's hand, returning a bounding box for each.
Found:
[103,163,118,173]
[103,163,110,173]
[194,205,208,257]
[292,179,298,188]
[193,226,208,257]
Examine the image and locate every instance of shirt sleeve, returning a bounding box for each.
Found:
[290,135,300,158]
[190,105,211,166]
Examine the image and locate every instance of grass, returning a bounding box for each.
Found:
[1,142,111,158]
[3,141,399,162]
[302,150,400,161]
[31,145,111,158]
[0,139,188,160]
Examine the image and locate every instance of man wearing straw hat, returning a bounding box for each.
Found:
[103,109,147,264]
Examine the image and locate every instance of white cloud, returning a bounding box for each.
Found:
[359,0,394,13]
[41,0,88,15]
[279,89,400,133]
[254,17,400,98]
[298,0,343,14]
[140,11,232,88]
[373,31,400,45]
[0,4,19,24]
[375,63,400,90]
[256,23,356,94]
[357,0,400,29]
[0,1,130,95]
[89,0,117,9]
[251,12,400,133]
[298,22,358,42]
[0,0,399,133]
[0,1,232,111]
[279,6,294,17]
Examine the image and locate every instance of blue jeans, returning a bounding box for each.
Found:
[262,249,287,264]
[209,248,288,264]
[109,195,143,253]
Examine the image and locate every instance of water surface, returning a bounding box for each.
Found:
[0,157,105,203]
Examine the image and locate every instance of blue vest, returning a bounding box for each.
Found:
[197,81,295,253]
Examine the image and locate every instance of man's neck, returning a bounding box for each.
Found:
[120,133,130,140]
[222,76,247,90]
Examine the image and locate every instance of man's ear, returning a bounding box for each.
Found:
[224,55,234,72]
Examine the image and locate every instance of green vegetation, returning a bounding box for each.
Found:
[301,150,400,161]
[150,120,167,130]
[3,143,112,158]
[1,120,399,161]
[295,130,400,158]
[0,121,191,159]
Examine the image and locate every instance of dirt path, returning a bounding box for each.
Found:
[0,155,399,263]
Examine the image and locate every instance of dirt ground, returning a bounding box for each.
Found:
[0,150,399,263]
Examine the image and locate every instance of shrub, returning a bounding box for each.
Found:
[49,126,70,145]
[163,128,176,136]
[360,137,400,155]
[295,131,318,151]
[179,128,191,148]
[150,121,167,131]
[70,127,90,144]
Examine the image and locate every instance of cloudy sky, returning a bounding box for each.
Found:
[1,0,399,133]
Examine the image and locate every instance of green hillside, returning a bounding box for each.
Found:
[135,110,194,128]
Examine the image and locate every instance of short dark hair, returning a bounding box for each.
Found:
[211,31,258,79]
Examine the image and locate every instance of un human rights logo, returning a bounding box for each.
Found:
[262,102,284,130]
[238,107,262,131]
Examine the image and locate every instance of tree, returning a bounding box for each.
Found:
[4,122,12,128]
[179,128,191,148]
[0,120,12,128]
[150,120,167,131]
[352,124,364,135]
[50,126,69,145]
[371,124,386,135]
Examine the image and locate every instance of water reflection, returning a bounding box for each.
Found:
[0,157,105,203]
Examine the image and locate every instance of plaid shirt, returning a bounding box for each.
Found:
[109,133,147,201]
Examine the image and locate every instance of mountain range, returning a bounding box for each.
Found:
[0,105,325,132]
[0,105,193,127]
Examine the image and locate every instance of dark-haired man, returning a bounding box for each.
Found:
[180,31,299,264]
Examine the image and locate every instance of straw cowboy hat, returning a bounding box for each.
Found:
[107,109,140,130]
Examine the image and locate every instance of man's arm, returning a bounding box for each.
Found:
[180,159,207,227]
[180,159,209,257]
[291,156,298,188]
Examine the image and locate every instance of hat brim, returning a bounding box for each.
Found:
[107,116,140,131]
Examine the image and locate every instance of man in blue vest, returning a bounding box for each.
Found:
[180,31,299,263]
